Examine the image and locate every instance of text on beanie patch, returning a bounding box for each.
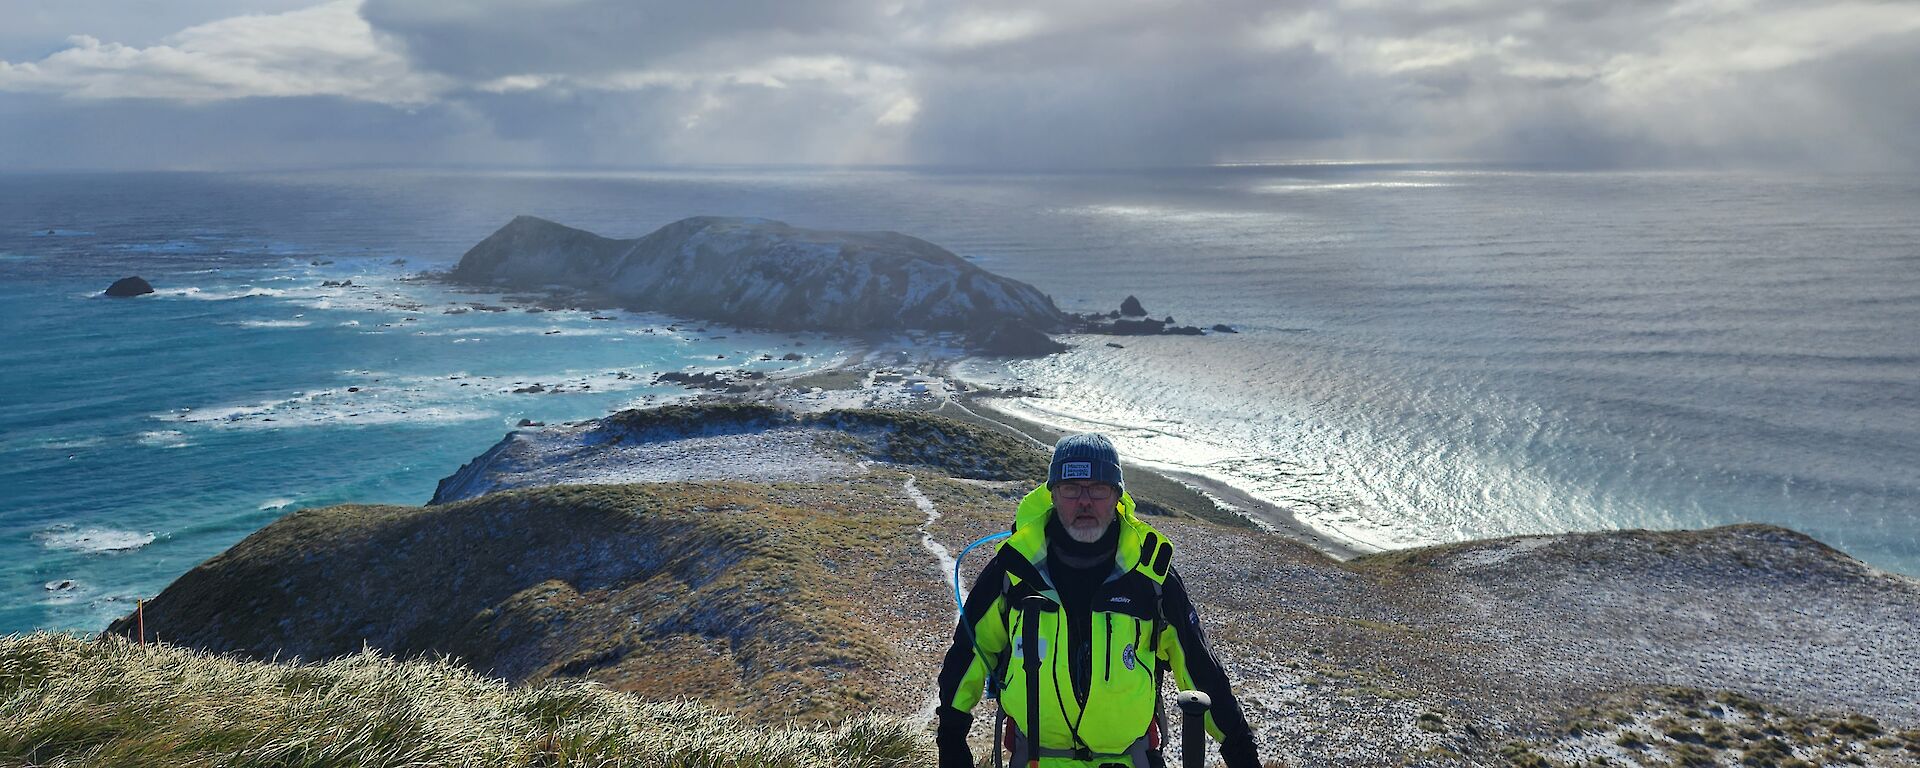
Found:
[1061,461,1094,479]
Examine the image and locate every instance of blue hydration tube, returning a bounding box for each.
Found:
[952,531,1012,607]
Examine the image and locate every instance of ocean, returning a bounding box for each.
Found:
[3,166,1916,634]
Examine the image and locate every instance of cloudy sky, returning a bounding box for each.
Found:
[3,0,1917,170]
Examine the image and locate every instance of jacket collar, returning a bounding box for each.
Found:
[1000,484,1169,588]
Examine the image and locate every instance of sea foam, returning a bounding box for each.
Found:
[37,527,156,553]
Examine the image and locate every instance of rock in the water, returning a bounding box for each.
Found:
[1120,295,1148,316]
[104,276,154,297]
[1211,324,1238,334]
[970,318,1067,357]
[1165,325,1204,336]
[448,216,1067,333]
[516,419,545,428]
[1105,342,1125,349]
[1108,318,1166,335]
[656,371,735,390]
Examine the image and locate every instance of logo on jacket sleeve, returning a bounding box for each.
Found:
[1122,643,1138,671]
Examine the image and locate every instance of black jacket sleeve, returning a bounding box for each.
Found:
[934,555,1012,768]
[1161,566,1262,768]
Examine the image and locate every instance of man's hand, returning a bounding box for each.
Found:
[1220,734,1262,768]
[935,707,974,768]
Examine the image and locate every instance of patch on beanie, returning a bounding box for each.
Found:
[1060,461,1093,479]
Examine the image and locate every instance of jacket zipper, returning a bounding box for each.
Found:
[1104,613,1113,681]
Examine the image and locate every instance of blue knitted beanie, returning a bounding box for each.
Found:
[1048,433,1124,491]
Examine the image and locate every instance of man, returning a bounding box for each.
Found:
[936,433,1262,768]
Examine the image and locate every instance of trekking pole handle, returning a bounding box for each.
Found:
[1175,690,1212,768]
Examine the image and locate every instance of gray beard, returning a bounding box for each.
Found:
[1065,520,1109,543]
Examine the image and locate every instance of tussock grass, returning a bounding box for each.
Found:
[0,632,929,768]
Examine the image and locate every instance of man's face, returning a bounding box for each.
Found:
[1054,480,1118,543]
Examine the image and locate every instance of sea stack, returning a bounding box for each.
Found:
[103,276,154,297]
[447,216,1068,334]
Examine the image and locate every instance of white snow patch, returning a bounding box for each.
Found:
[432,424,860,504]
[905,472,958,727]
[905,474,958,621]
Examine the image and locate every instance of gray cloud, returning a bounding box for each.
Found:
[0,1,443,104]
[906,45,1391,168]
[359,0,893,79]
[0,93,528,170]
[0,0,320,59]
[0,0,1916,170]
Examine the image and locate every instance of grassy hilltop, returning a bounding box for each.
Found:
[0,632,924,767]
[8,404,1919,767]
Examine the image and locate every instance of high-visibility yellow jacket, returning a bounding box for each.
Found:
[935,485,1259,765]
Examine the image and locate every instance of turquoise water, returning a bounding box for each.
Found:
[3,167,1917,634]
[0,172,847,632]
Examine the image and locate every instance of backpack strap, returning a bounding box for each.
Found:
[1141,539,1170,762]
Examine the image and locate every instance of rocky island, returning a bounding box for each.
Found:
[446,216,1067,335]
[438,216,1240,355]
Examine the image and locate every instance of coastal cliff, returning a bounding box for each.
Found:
[82,403,1920,767]
[445,216,1067,333]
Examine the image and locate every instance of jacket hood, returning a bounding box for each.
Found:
[1000,484,1169,588]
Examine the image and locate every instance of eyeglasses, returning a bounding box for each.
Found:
[1054,484,1116,501]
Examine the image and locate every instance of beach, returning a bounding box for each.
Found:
[932,380,1369,560]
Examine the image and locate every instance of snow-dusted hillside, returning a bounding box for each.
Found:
[100,398,1920,767]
